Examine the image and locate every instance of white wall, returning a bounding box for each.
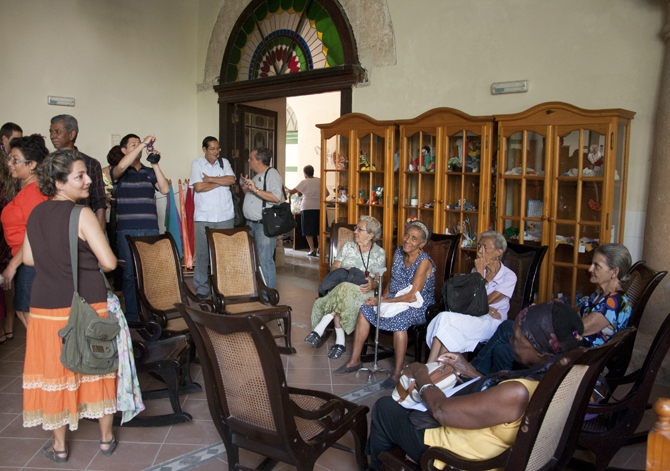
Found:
[351,0,664,260]
[0,0,198,183]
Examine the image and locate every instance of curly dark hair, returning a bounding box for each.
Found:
[37,149,84,197]
[9,134,49,166]
[106,145,124,167]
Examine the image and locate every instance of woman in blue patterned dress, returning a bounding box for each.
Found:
[334,221,435,389]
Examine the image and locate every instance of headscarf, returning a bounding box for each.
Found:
[516,301,584,356]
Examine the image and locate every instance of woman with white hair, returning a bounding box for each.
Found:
[425,230,517,363]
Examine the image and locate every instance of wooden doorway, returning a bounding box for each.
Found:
[227,104,278,179]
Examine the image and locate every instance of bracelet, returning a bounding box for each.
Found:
[419,383,437,401]
[255,188,260,194]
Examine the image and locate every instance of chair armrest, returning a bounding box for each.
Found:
[181,281,216,312]
[585,394,636,415]
[379,447,420,471]
[208,275,227,313]
[289,397,346,428]
[137,291,170,327]
[420,446,508,471]
[128,320,163,342]
[255,271,280,305]
[425,300,444,324]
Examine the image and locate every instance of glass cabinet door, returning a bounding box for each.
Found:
[611,122,629,244]
[321,132,351,266]
[498,129,549,248]
[355,132,387,225]
[444,130,485,274]
[550,125,608,308]
[400,130,438,241]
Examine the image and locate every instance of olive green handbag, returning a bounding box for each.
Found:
[58,205,119,375]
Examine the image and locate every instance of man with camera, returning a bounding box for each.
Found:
[49,114,106,230]
[189,136,236,299]
[241,147,282,291]
[111,134,169,322]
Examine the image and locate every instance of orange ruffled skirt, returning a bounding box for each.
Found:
[23,303,117,431]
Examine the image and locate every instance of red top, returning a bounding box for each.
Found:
[1,182,49,255]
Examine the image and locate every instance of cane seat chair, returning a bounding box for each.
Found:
[177,304,369,471]
[206,227,296,354]
[603,261,666,389]
[571,310,670,471]
[379,328,634,471]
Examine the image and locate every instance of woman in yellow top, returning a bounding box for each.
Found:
[366,301,585,470]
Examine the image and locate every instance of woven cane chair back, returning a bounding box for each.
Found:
[134,237,182,312]
[210,230,256,298]
[501,242,548,320]
[178,303,371,471]
[329,223,356,268]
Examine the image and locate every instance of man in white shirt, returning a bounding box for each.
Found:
[190,136,236,299]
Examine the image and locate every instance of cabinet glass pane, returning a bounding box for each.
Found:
[502,179,522,218]
[556,181,578,221]
[557,129,605,177]
[406,131,437,172]
[578,224,600,265]
[554,223,577,263]
[582,131,605,178]
[504,131,546,176]
[551,265,575,304]
[524,180,544,243]
[359,133,384,170]
[502,218,521,242]
[447,131,465,173]
[581,181,603,224]
[459,249,477,275]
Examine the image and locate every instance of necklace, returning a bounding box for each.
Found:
[358,243,372,277]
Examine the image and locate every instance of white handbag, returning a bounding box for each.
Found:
[392,362,458,407]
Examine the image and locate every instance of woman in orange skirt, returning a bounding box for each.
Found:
[22,149,118,464]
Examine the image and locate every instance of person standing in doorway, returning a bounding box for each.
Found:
[190,136,236,299]
[286,165,326,256]
[241,147,282,290]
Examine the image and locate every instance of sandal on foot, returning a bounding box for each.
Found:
[333,362,362,375]
[304,331,321,348]
[41,443,68,465]
[328,344,346,359]
[100,435,118,457]
[5,331,13,340]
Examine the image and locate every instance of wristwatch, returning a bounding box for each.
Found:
[419,383,437,401]
[255,188,260,194]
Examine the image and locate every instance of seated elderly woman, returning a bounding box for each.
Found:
[305,215,385,359]
[366,301,584,470]
[425,231,517,363]
[468,242,633,375]
[334,221,436,389]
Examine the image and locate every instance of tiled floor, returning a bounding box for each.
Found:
[0,248,666,470]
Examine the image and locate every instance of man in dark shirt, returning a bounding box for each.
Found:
[49,114,106,230]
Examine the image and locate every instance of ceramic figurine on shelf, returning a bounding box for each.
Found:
[371,186,383,205]
[359,189,368,204]
[447,154,462,173]
[405,214,418,227]
[420,145,435,172]
[584,144,604,177]
[334,152,347,171]
[359,151,375,171]
[337,186,348,202]
[465,139,481,173]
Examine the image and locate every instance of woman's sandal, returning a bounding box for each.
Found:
[5,331,13,340]
[41,443,68,465]
[328,344,346,359]
[100,435,118,457]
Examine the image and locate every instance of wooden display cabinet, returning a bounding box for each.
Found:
[495,102,634,307]
[397,108,494,275]
[317,114,397,280]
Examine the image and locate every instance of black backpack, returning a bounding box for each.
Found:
[443,272,489,316]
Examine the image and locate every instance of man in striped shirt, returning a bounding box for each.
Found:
[111,133,169,321]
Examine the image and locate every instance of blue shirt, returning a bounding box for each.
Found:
[111,164,159,231]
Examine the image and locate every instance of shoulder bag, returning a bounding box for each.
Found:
[261,168,296,237]
[443,271,489,317]
[59,205,120,375]
[218,156,246,227]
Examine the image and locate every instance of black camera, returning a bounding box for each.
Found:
[147,153,161,163]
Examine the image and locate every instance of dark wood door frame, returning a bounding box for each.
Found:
[216,64,362,172]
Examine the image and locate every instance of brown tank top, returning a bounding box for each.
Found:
[27,200,107,309]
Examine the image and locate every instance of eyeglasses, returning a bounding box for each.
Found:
[6,158,29,165]
[354,226,366,232]
[207,147,221,152]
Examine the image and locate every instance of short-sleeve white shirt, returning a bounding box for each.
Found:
[189,156,235,222]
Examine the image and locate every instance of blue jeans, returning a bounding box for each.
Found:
[193,219,234,297]
[247,221,277,290]
[117,228,159,322]
[470,319,515,375]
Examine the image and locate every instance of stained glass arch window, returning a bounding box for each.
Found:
[222,0,358,84]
